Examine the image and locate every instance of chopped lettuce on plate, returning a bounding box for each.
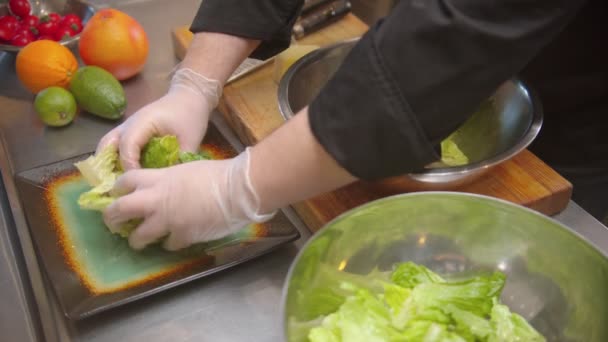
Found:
[296,262,546,342]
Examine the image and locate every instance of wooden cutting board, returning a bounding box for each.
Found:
[171,14,573,232]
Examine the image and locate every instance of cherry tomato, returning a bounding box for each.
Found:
[36,34,54,41]
[0,25,15,42]
[48,12,61,23]
[37,18,58,36]
[0,15,20,32]
[13,26,33,38]
[53,26,74,41]
[10,32,34,46]
[60,14,83,34]
[20,14,39,28]
[8,0,31,18]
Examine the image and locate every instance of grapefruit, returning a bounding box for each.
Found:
[78,9,149,81]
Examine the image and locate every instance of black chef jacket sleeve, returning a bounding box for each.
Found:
[308,0,587,180]
[190,0,304,60]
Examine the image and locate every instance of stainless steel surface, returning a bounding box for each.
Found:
[0,170,40,341]
[0,0,97,53]
[282,192,608,342]
[0,1,607,342]
[277,39,543,189]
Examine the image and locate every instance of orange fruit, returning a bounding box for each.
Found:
[15,40,79,94]
[78,9,149,81]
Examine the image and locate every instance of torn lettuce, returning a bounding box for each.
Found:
[299,262,546,342]
[140,135,181,168]
[74,135,210,237]
[441,135,469,167]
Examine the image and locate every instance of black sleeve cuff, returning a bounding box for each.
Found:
[309,0,585,181]
[190,0,304,60]
[309,29,441,180]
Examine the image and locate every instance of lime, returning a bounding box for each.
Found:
[34,87,77,127]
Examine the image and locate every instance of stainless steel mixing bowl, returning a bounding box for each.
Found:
[277,39,543,189]
[281,192,608,342]
[0,0,97,53]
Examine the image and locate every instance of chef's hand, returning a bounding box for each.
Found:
[97,67,222,170]
[102,148,276,251]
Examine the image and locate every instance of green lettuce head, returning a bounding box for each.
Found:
[74,135,210,237]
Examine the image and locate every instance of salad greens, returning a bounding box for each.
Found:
[440,136,469,167]
[299,262,545,342]
[74,135,209,237]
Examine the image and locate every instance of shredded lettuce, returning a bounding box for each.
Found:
[299,262,546,342]
[74,135,210,237]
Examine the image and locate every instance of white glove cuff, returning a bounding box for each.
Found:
[228,148,277,226]
[168,67,223,110]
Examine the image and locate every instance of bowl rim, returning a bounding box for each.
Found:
[279,190,608,340]
[0,0,98,53]
[277,38,544,178]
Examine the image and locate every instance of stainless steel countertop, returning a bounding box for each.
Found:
[1,0,607,341]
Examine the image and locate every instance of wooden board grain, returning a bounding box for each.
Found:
[171,14,573,232]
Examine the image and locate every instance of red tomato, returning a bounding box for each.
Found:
[48,12,61,23]
[20,14,39,28]
[0,25,15,42]
[60,14,83,34]
[8,0,31,18]
[0,15,20,31]
[37,18,58,36]
[12,26,33,38]
[54,26,74,41]
[10,32,34,46]
[36,34,54,41]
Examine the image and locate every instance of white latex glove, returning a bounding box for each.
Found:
[102,148,276,251]
[97,67,222,170]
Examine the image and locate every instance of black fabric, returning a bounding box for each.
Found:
[191,0,608,219]
[519,0,608,222]
[522,0,608,170]
[190,0,304,60]
[309,0,586,179]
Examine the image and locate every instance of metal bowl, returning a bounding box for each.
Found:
[277,39,543,189]
[0,0,97,53]
[281,192,608,341]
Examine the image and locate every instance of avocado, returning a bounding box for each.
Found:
[69,66,127,120]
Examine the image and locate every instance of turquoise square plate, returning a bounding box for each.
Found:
[14,125,300,320]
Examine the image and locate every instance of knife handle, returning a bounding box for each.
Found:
[293,0,352,39]
[302,0,334,14]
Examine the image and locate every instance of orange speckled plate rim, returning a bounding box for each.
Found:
[41,141,267,296]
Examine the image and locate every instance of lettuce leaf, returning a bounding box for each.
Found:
[75,135,210,237]
[140,135,181,168]
[301,262,546,342]
[74,145,122,211]
[441,136,469,166]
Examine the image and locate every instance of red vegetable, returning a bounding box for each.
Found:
[10,32,34,46]
[0,25,15,42]
[36,34,54,41]
[47,12,61,23]
[19,14,39,35]
[37,18,59,36]
[54,26,74,41]
[8,0,31,18]
[20,14,39,29]
[0,15,20,31]
[12,26,33,38]
[60,14,83,33]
